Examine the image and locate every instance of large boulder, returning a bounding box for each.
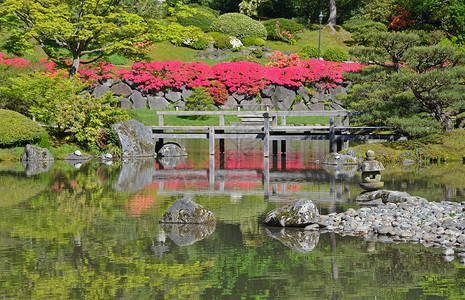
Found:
[112,120,156,158]
[159,198,216,224]
[265,199,319,227]
[20,144,54,162]
[113,158,157,193]
[271,85,295,110]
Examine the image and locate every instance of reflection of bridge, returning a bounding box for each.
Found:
[153,156,355,202]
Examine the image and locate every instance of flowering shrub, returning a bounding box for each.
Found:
[229,37,243,51]
[267,51,302,67]
[0,52,31,68]
[1,52,364,106]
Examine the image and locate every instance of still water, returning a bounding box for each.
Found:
[1,140,465,299]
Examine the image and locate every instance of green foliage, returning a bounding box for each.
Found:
[106,53,128,65]
[178,9,216,32]
[251,48,263,58]
[263,18,304,41]
[387,115,443,138]
[0,0,155,76]
[164,23,205,46]
[323,47,349,62]
[343,17,387,46]
[185,87,216,118]
[2,71,129,149]
[209,13,267,40]
[191,36,210,50]
[0,109,46,147]
[299,44,319,59]
[0,63,35,116]
[214,34,233,50]
[241,36,265,47]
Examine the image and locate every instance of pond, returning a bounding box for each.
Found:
[1,139,465,299]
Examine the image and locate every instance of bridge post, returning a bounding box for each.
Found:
[329,116,335,153]
[336,115,343,152]
[264,113,270,157]
[209,127,215,155]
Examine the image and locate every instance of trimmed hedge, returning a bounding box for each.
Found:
[323,47,349,62]
[209,13,267,40]
[0,109,46,147]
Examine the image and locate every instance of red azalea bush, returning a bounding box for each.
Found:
[0,52,364,105]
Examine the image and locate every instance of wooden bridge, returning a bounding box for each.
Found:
[151,110,402,156]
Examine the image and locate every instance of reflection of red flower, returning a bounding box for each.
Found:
[126,183,159,217]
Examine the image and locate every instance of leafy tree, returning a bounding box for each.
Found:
[0,0,155,76]
[343,31,465,136]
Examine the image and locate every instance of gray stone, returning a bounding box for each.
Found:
[328,102,344,110]
[113,158,157,193]
[21,145,54,162]
[292,102,309,111]
[63,152,94,161]
[262,84,275,97]
[119,98,132,109]
[206,41,215,51]
[240,98,258,110]
[265,199,319,227]
[296,86,310,102]
[358,199,384,207]
[322,153,360,165]
[130,90,147,109]
[165,90,182,102]
[239,50,250,56]
[232,91,246,101]
[271,85,295,111]
[158,142,187,157]
[355,190,415,204]
[148,96,170,110]
[207,49,228,60]
[174,101,186,110]
[158,156,187,169]
[112,120,156,158]
[220,96,238,110]
[111,82,132,97]
[181,86,193,100]
[260,98,273,110]
[93,84,110,98]
[160,223,216,246]
[159,198,216,224]
[443,248,455,256]
[403,159,416,165]
[101,79,115,87]
[263,46,272,52]
[308,103,325,111]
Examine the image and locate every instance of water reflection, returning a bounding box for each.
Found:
[4,140,465,299]
[266,227,320,253]
[21,160,53,176]
[160,223,216,246]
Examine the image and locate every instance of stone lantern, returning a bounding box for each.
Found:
[358,150,385,191]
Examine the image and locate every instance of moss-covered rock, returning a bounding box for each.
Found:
[159,198,216,224]
[0,109,46,147]
[265,199,319,227]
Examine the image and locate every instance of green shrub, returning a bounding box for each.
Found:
[187,3,219,17]
[208,31,223,40]
[299,44,319,59]
[251,48,263,58]
[191,37,210,50]
[263,18,304,41]
[106,53,128,65]
[242,36,266,47]
[214,34,233,50]
[186,87,216,119]
[0,109,46,147]
[178,10,216,32]
[323,47,349,62]
[209,13,267,40]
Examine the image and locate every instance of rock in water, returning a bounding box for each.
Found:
[160,223,216,246]
[265,199,319,227]
[159,198,216,224]
[111,120,156,158]
[20,144,54,162]
[158,142,187,157]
